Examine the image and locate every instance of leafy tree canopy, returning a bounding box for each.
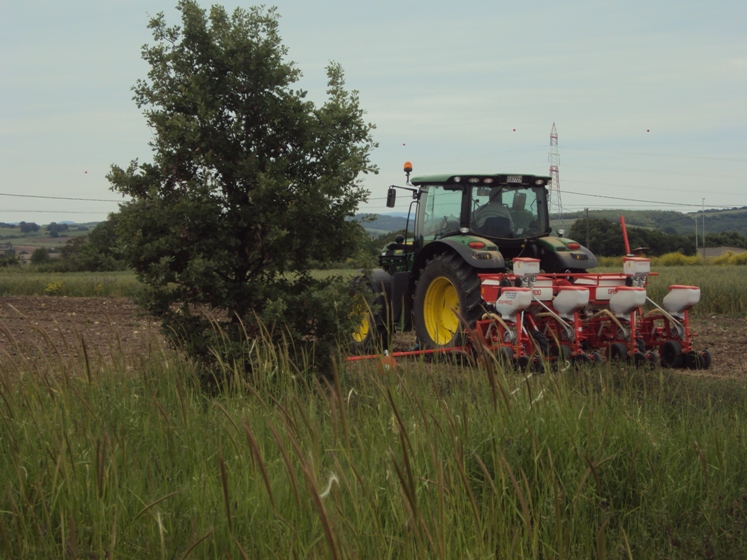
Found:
[19,222,40,233]
[108,1,377,375]
[57,215,126,272]
[569,218,696,257]
[30,247,49,265]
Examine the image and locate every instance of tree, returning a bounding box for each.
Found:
[47,222,69,235]
[58,215,125,271]
[108,1,377,376]
[570,217,697,257]
[19,221,40,233]
[30,247,50,265]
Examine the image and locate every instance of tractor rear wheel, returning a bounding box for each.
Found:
[413,252,484,350]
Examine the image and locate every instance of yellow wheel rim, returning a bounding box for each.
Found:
[423,276,459,345]
[351,297,370,343]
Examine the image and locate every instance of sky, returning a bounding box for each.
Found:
[1,0,746,225]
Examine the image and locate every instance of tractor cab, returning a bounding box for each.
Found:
[413,174,551,251]
[384,163,596,274]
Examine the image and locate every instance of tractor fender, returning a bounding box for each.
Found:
[531,237,598,272]
[412,239,506,279]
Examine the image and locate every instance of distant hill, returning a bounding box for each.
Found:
[554,208,747,237]
[355,213,409,235]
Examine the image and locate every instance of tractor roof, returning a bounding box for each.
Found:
[410,173,551,186]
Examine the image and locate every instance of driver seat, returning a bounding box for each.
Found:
[480,216,512,237]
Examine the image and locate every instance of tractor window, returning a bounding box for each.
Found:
[420,185,463,241]
[470,186,547,238]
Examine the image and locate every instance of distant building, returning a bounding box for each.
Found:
[701,246,747,258]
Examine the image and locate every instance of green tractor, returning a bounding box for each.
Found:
[351,162,597,353]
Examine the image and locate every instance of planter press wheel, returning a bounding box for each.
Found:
[589,351,604,366]
[633,351,654,370]
[685,349,712,370]
[571,353,593,368]
[608,342,628,363]
[660,340,685,369]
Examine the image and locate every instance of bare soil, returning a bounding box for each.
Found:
[0,296,745,378]
[0,296,163,365]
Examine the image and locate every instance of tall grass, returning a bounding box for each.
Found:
[646,266,747,316]
[1,329,746,558]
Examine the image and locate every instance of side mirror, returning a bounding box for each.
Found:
[386,187,396,208]
[557,228,566,237]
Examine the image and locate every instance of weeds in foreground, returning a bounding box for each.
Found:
[0,331,746,558]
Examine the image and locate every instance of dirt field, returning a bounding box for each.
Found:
[0,296,163,366]
[0,296,745,378]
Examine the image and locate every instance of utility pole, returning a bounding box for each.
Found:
[585,207,590,250]
[695,214,698,254]
[702,198,706,258]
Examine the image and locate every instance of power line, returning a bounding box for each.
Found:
[0,210,110,215]
[571,179,743,198]
[0,192,124,203]
[563,146,747,163]
[563,162,747,180]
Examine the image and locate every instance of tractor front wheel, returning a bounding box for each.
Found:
[413,253,483,350]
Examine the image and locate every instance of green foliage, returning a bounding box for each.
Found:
[705,230,747,248]
[55,215,126,272]
[30,247,49,264]
[3,337,747,558]
[694,207,747,237]
[46,222,69,234]
[0,253,18,267]
[108,1,377,377]
[18,221,40,233]
[570,217,696,257]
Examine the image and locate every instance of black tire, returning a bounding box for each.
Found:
[701,349,712,369]
[572,353,593,368]
[660,340,685,369]
[350,277,391,354]
[529,329,550,358]
[589,351,604,366]
[633,351,653,369]
[686,350,712,370]
[609,342,628,363]
[515,355,532,372]
[413,252,483,350]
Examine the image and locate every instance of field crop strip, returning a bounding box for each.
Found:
[645,266,747,315]
[1,335,747,558]
[0,270,139,297]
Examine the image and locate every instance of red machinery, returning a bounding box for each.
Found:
[347,255,710,372]
[477,256,710,370]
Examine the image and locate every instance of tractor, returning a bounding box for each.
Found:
[351,162,597,354]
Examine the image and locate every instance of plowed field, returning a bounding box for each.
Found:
[1,296,745,378]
